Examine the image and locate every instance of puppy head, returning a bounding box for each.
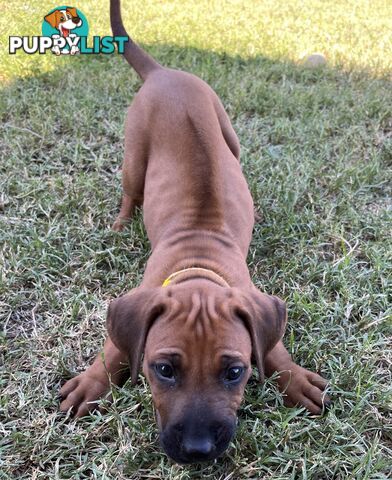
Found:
[44,8,82,32]
[107,281,286,463]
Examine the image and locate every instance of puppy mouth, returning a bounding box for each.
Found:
[60,26,70,37]
[161,437,226,464]
[60,22,80,37]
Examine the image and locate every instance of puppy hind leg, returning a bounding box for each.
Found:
[112,117,148,231]
[214,98,240,160]
[112,192,139,231]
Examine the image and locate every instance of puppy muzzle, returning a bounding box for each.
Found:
[160,414,236,464]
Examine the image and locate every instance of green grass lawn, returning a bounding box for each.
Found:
[1,1,391,478]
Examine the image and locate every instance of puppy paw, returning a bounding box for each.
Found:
[59,371,111,418]
[276,363,330,415]
[112,217,130,232]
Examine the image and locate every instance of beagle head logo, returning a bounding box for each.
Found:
[42,6,88,55]
[44,7,82,37]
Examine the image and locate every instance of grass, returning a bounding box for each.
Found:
[1,0,391,478]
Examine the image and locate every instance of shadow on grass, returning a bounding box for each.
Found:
[1,43,390,185]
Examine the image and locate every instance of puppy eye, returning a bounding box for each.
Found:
[60,16,65,21]
[225,366,244,382]
[155,363,174,380]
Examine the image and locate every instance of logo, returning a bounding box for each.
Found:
[42,6,88,55]
[9,5,128,56]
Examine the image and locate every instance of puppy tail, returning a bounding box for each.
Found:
[110,0,162,81]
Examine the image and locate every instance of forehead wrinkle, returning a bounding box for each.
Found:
[216,297,232,320]
[206,294,220,330]
[185,292,202,329]
[195,294,206,339]
[165,296,183,322]
[193,293,216,339]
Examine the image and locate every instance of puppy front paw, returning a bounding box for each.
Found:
[59,371,111,418]
[276,363,330,415]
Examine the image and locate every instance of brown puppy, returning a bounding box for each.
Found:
[60,0,330,464]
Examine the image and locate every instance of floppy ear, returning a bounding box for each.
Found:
[66,7,78,18]
[106,288,169,385]
[44,10,60,29]
[233,289,287,382]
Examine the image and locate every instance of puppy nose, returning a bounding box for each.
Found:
[183,437,214,457]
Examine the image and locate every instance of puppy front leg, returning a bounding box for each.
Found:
[265,340,330,414]
[59,337,129,417]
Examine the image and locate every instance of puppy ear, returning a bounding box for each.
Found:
[44,10,60,29]
[106,288,169,385]
[66,7,78,18]
[233,289,287,382]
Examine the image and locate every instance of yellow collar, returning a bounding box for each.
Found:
[162,267,229,287]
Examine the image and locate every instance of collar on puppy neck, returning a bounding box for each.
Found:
[162,267,229,288]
